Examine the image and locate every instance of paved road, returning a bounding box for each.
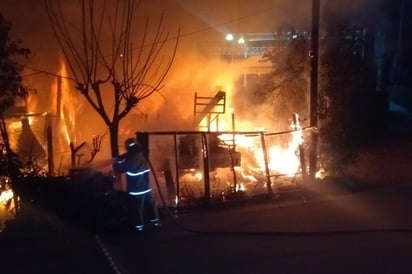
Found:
[98,182,412,274]
[0,199,113,274]
[2,180,412,274]
[1,96,411,274]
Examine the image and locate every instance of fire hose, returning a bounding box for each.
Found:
[95,154,412,274]
[95,234,122,274]
[148,158,412,237]
[94,155,412,274]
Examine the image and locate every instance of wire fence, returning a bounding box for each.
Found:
[141,127,313,207]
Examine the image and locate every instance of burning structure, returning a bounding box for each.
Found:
[139,28,371,206]
[1,0,374,209]
[2,28,314,208]
[2,25,370,208]
[139,88,309,206]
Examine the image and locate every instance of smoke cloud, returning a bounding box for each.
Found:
[1,0,391,165]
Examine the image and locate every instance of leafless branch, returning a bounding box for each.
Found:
[87,130,108,163]
[44,0,180,157]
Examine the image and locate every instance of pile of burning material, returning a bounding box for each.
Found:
[0,176,16,232]
[154,115,308,206]
[177,133,242,202]
[178,134,240,171]
[0,177,13,204]
[178,170,204,204]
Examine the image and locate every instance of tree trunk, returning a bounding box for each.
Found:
[309,0,320,180]
[108,121,120,159]
[0,117,11,154]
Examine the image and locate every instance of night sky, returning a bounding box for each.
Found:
[1,0,394,67]
[0,0,410,162]
[1,0,408,118]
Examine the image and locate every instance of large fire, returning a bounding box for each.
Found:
[52,60,80,148]
[5,51,308,203]
[174,81,307,203]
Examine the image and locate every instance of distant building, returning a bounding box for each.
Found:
[196,28,373,90]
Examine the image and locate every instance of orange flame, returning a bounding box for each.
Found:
[216,113,302,177]
[52,60,81,149]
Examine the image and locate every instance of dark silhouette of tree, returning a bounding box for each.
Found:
[249,24,380,177]
[318,25,378,175]
[44,0,179,158]
[0,13,31,178]
[253,36,310,127]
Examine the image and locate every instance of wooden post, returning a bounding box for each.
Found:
[201,132,210,203]
[309,0,320,179]
[136,132,149,160]
[56,76,62,118]
[299,145,308,184]
[45,113,54,175]
[260,132,273,194]
[231,111,237,191]
[173,132,180,207]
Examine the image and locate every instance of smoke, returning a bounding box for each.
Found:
[1,0,393,165]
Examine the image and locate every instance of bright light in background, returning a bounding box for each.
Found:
[225,33,234,41]
[225,33,245,44]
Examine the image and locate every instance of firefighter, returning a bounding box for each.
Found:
[115,137,160,231]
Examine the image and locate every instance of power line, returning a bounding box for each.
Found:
[178,4,278,39]
[22,3,279,78]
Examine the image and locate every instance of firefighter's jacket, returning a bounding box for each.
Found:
[115,150,151,195]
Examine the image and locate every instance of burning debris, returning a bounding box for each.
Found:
[146,108,309,206]
[0,176,16,232]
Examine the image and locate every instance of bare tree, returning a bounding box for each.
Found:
[44,0,179,158]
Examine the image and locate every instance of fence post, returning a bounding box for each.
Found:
[201,132,210,203]
[45,112,54,175]
[260,132,273,194]
[173,132,180,207]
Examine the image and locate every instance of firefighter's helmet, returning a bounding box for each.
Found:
[125,137,142,152]
[125,138,137,149]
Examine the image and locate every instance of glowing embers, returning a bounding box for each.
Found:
[0,177,13,204]
[265,146,300,176]
[0,189,13,204]
[263,115,302,177]
[0,177,15,232]
[217,114,304,179]
[179,169,204,201]
[172,112,307,205]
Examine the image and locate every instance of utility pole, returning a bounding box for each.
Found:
[309,0,320,180]
[395,0,405,84]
